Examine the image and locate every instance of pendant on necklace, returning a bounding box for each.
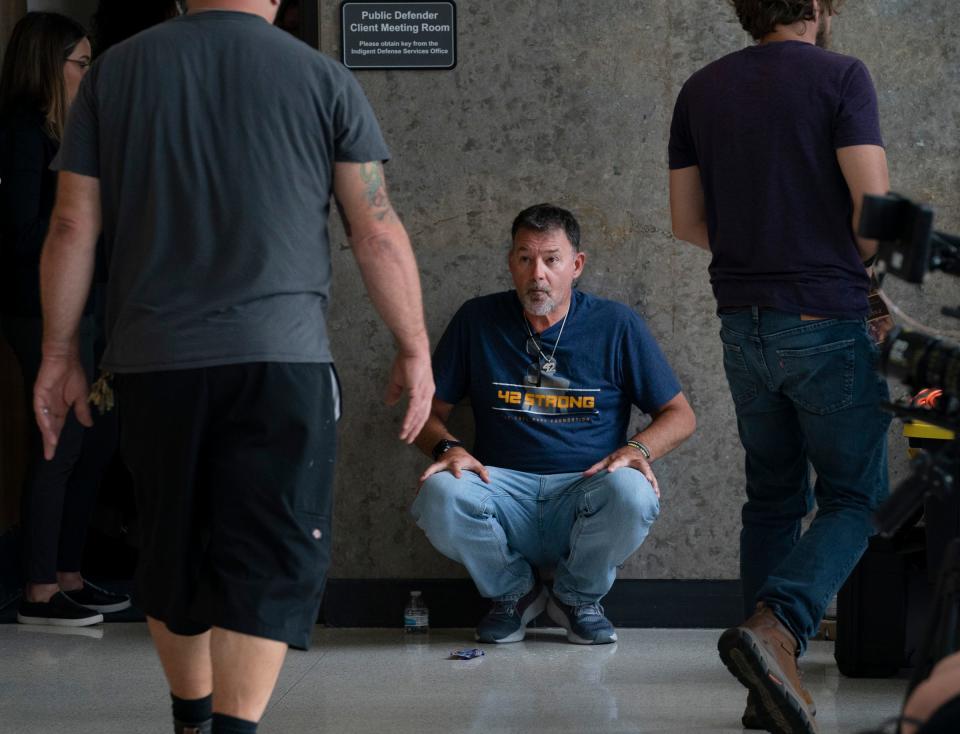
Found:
[541,358,557,375]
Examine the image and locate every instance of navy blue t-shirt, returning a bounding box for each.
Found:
[668,41,883,319]
[432,290,682,474]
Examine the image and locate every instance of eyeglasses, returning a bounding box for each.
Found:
[65,58,91,70]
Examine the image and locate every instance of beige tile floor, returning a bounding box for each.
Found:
[0,624,907,733]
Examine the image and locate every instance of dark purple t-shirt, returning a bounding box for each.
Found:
[669,41,883,319]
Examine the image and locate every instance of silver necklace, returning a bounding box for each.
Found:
[523,305,569,375]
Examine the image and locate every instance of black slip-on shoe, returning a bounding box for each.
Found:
[64,580,132,613]
[17,591,104,627]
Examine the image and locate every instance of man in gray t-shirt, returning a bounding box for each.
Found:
[57,4,389,372]
[33,2,433,732]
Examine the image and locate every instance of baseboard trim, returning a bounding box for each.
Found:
[0,573,743,627]
[319,578,742,629]
[0,526,21,612]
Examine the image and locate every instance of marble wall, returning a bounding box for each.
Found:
[318,0,959,580]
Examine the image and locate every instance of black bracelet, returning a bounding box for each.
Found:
[626,440,652,461]
[432,438,464,461]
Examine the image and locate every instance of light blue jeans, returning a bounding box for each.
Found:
[410,466,660,606]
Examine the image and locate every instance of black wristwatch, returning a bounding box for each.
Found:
[432,438,464,461]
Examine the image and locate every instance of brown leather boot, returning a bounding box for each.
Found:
[718,603,818,734]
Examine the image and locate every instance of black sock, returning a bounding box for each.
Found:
[211,713,257,733]
[171,692,213,725]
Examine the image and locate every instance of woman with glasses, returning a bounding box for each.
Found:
[0,11,129,626]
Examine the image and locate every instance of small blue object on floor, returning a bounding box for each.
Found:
[449,647,485,660]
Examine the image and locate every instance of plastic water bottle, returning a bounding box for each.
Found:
[404,590,429,634]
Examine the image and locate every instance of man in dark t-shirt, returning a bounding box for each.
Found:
[33,2,433,732]
[410,204,696,646]
[669,2,892,732]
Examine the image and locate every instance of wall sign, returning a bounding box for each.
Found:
[341,2,457,70]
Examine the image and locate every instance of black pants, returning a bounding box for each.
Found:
[117,362,338,650]
[2,315,116,584]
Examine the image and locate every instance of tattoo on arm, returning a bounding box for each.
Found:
[358,162,391,221]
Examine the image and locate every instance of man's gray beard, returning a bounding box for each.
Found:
[521,291,557,317]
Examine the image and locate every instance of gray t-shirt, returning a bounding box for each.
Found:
[54,10,390,372]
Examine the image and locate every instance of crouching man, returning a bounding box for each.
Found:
[411,204,695,645]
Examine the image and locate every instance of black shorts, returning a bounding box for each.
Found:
[117,362,338,650]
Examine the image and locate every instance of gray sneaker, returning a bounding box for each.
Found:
[546,596,618,645]
[475,584,548,643]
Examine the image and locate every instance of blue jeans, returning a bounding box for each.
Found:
[719,307,891,653]
[410,466,660,606]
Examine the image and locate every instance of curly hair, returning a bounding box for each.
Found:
[729,0,843,40]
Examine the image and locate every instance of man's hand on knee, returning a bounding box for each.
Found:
[583,446,659,497]
[419,447,491,485]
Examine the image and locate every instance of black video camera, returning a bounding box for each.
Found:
[860,193,960,284]
[859,194,960,734]
[861,194,959,537]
